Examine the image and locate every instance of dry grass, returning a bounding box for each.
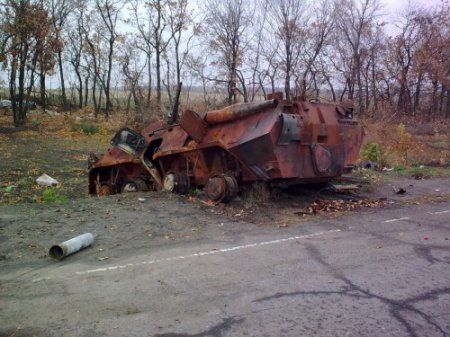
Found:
[241,182,273,206]
[360,121,450,168]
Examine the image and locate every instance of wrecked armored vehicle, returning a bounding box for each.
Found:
[88,94,364,203]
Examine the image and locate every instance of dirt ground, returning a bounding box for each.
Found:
[1,170,449,269]
[1,111,449,269]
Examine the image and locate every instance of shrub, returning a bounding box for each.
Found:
[360,142,383,166]
[394,123,412,164]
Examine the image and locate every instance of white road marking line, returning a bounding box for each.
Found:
[75,229,341,275]
[384,217,410,223]
[429,210,450,215]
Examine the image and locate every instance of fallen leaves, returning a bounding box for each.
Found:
[294,198,386,216]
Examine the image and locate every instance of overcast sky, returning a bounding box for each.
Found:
[0,0,446,92]
[381,0,444,35]
[382,0,443,15]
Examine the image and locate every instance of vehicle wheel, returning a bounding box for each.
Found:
[205,174,238,203]
[163,171,190,194]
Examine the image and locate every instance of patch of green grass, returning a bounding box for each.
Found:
[72,123,100,135]
[190,188,203,197]
[4,185,15,193]
[393,165,450,177]
[42,187,68,204]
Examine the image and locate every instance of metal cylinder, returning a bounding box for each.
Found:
[49,233,95,260]
[205,99,278,124]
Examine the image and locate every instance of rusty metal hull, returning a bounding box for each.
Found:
[89,98,364,202]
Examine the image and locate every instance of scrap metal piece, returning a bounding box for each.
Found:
[278,113,300,145]
[205,99,278,124]
[110,128,147,156]
[179,109,208,143]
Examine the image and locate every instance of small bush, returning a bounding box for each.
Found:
[72,123,100,135]
[42,188,67,204]
[394,123,412,164]
[360,142,383,166]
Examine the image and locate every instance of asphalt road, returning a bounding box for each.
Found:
[1,202,450,337]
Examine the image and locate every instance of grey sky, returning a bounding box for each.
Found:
[0,0,445,92]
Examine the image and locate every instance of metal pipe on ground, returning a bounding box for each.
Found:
[49,233,95,260]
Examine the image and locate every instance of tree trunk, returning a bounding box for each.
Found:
[84,72,90,107]
[445,89,450,119]
[439,84,446,117]
[92,76,98,116]
[168,82,182,125]
[40,72,46,110]
[428,80,438,121]
[284,45,291,101]
[57,51,67,110]
[231,49,237,104]
[341,84,348,102]
[17,43,28,126]
[236,70,248,103]
[146,54,152,108]
[156,42,161,111]
[324,75,336,102]
[347,77,354,101]
[75,69,83,109]
[271,76,275,96]
[413,73,422,115]
[10,54,18,126]
[105,37,114,116]
[126,91,132,114]
[356,56,364,115]
[259,73,266,100]
[371,53,378,112]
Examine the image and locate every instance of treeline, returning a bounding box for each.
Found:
[0,0,449,126]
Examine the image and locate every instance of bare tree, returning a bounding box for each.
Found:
[296,0,335,100]
[130,0,171,111]
[166,0,193,122]
[83,11,102,115]
[95,0,124,116]
[66,0,87,109]
[334,0,381,115]
[46,0,73,110]
[119,37,145,114]
[414,4,450,119]
[391,7,422,115]
[204,0,250,104]
[246,0,270,101]
[267,0,307,101]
